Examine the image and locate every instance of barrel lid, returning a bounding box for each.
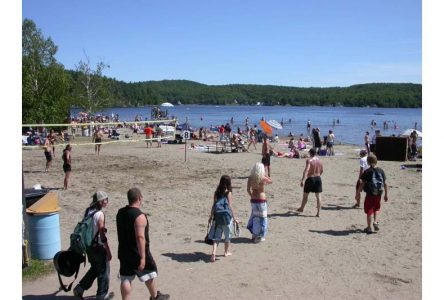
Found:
[26,191,61,214]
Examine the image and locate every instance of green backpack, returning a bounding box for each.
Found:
[70,211,99,255]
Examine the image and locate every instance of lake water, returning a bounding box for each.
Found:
[71,105,422,146]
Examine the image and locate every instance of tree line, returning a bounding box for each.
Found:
[22,19,422,125]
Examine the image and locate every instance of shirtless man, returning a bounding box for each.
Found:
[261,138,271,177]
[297,148,324,217]
[93,127,104,155]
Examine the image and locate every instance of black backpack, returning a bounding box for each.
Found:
[367,168,384,196]
[53,249,86,292]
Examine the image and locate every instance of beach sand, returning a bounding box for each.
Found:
[22,138,422,299]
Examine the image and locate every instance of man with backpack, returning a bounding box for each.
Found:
[355,153,389,234]
[73,191,112,299]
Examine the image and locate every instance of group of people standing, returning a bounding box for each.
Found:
[207,145,390,260]
[144,124,164,148]
[73,188,170,300]
[43,131,72,190]
[310,127,335,156]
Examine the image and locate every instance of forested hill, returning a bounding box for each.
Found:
[100,78,421,108]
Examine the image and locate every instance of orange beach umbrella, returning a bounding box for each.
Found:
[260,120,272,136]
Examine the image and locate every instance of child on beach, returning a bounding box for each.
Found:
[353,149,369,208]
[207,175,239,262]
[355,153,389,234]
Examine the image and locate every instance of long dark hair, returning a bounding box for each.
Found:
[214,175,232,199]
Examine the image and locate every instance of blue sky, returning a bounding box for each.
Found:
[21,0,421,87]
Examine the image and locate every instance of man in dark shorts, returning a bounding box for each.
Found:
[297,148,324,217]
[116,188,169,300]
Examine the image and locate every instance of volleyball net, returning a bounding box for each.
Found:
[21,119,179,150]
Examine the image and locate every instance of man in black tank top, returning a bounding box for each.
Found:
[116,188,169,300]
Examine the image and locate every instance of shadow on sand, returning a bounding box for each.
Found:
[162,251,210,263]
[23,291,115,300]
[309,229,364,236]
[268,211,317,218]
[322,204,357,211]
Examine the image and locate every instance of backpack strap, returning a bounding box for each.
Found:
[86,209,101,245]
[56,252,84,292]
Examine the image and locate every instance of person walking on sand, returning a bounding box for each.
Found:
[246,126,257,151]
[207,175,239,262]
[297,148,323,217]
[353,149,369,208]
[364,131,370,154]
[73,191,112,300]
[326,130,335,156]
[262,137,271,177]
[62,144,72,190]
[247,162,272,243]
[43,136,53,172]
[355,153,389,234]
[116,188,170,300]
[93,127,104,155]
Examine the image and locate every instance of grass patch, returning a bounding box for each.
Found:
[22,259,55,282]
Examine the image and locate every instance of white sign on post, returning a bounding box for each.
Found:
[183,130,191,140]
[183,130,191,162]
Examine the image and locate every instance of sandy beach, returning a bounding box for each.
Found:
[22,138,422,299]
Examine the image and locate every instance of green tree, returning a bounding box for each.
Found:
[22,19,71,124]
[74,52,109,113]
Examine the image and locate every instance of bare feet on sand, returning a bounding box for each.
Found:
[211,254,216,262]
[296,208,303,213]
[224,252,232,257]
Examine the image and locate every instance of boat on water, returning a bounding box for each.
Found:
[161,102,174,107]
[374,112,385,115]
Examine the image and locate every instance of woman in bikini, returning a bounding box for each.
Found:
[246,162,272,243]
[43,137,53,172]
[62,144,72,190]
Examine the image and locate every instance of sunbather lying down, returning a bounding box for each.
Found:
[275,148,300,159]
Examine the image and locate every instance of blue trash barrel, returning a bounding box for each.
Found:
[28,212,61,260]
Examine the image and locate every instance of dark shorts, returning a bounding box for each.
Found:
[95,138,102,144]
[364,194,381,215]
[261,154,271,166]
[63,163,71,173]
[303,176,322,193]
[327,142,334,148]
[44,151,52,162]
[119,251,157,277]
